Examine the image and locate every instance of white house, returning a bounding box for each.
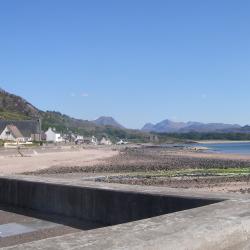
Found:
[117,139,128,145]
[0,125,26,142]
[91,136,98,145]
[45,128,63,142]
[100,137,112,145]
[76,135,84,140]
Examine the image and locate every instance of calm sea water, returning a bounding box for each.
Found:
[197,142,250,155]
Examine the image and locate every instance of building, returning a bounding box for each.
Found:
[0,120,41,141]
[117,139,128,145]
[31,132,46,141]
[100,137,112,145]
[0,124,26,142]
[45,128,63,142]
[75,136,98,145]
[91,136,98,145]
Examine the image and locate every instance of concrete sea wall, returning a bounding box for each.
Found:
[0,177,220,225]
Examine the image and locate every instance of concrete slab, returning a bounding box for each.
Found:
[0,204,103,248]
[0,223,35,238]
[0,175,250,249]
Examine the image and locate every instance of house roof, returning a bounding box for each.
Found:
[6,125,24,138]
[0,120,40,137]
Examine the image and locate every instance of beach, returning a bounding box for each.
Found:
[0,146,118,174]
[6,144,246,194]
[1,144,250,193]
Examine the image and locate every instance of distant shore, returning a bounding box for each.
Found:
[195,140,250,144]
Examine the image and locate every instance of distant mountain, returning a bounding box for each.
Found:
[93,116,124,129]
[142,123,155,132]
[221,125,250,134]
[142,119,187,133]
[142,118,241,133]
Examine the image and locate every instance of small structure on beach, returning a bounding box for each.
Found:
[45,128,63,142]
[0,124,26,142]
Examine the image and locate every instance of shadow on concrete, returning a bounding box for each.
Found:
[0,204,106,231]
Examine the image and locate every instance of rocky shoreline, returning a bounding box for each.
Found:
[26,145,250,193]
[29,146,250,175]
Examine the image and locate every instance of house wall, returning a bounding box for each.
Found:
[55,133,63,142]
[0,127,16,141]
[45,128,56,142]
[45,128,62,142]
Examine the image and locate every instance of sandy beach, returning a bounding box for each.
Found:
[15,145,248,194]
[0,146,118,174]
[1,144,250,194]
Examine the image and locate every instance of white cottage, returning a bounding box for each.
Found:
[45,128,63,142]
[0,125,26,142]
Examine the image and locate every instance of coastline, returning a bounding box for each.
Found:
[195,140,250,144]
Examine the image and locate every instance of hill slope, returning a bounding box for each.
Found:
[0,88,40,120]
[0,88,150,141]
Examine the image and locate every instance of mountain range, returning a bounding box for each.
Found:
[1,87,250,137]
[141,119,249,133]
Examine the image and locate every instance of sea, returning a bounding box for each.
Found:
[195,142,250,155]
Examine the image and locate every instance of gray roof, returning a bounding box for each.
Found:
[6,125,24,138]
[0,120,40,137]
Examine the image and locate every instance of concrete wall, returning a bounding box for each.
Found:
[0,177,221,226]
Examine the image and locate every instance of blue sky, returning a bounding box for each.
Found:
[0,0,249,128]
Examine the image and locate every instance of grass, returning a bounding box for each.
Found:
[0,111,30,120]
[120,168,250,178]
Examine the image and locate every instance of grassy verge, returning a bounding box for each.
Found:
[119,168,250,178]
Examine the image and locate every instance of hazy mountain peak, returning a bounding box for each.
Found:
[142,118,187,133]
[93,116,124,129]
[141,123,155,132]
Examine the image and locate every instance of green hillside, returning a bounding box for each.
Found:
[0,88,151,142]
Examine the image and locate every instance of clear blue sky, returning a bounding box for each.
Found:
[0,0,249,128]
